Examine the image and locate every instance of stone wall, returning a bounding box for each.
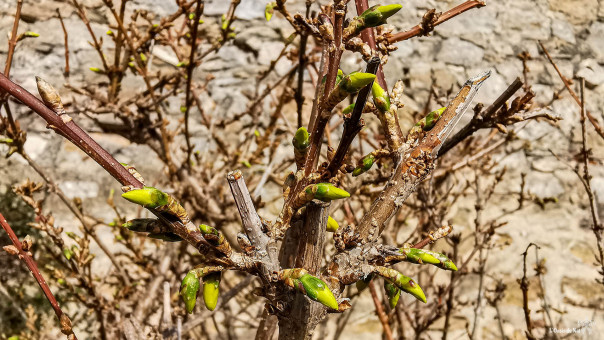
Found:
[1,0,603,339]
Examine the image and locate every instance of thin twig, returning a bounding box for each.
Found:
[369,281,394,340]
[538,41,604,140]
[388,1,486,43]
[578,78,604,285]
[1,212,78,339]
[56,9,70,77]
[184,0,204,168]
[520,243,537,340]
[354,0,387,90]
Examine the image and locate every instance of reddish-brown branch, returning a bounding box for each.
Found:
[4,0,23,78]
[354,0,387,90]
[56,9,70,77]
[1,0,23,133]
[538,41,604,140]
[388,1,486,44]
[305,2,346,174]
[0,73,226,259]
[1,212,78,339]
[0,73,139,186]
[368,281,394,340]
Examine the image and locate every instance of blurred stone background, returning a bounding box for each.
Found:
[0,0,603,339]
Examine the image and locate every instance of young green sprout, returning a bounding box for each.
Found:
[371,82,391,113]
[400,247,458,271]
[121,187,169,209]
[180,271,200,314]
[324,72,376,110]
[326,216,340,232]
[352,153,376,177]
[280,268,339,310]
[203,272,221,311]
[304,183,350,202]
[344,4,403,38]
[375,267,426,303]
[293,127,310,168]
[122,187,190,223]
[265,2,276,21]
[384,281,401,309]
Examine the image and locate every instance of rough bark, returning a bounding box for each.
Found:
[278,201,329,340]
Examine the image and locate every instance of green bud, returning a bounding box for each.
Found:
[106,30,113,35]
[176,61,188,68]
[361,4,402,27]
[352,154,375,177]
[336,69,344,84]
[139,53,147,63]
[188,12,195,20]
[199,224,219,236]
[392,274,426,303]
[128,62,135,68]
[254,129,261,137]
[400,248,457,271]
[89,67,104,74]
[121,187,169,209]
[63,248,73,260]
[202,272,221,311]
[299,274,339,310]
[57,278,66,286]
[24,31,39,38]
[265,2,276,21]
[122,218,156,232]
[419,107,446,131]
[65,232,78,240]
[371,82,390,112]
[180,105,187,113]
[147,232,183,242]
[326,216,339,232]
[0,138,14,144]
[221,15,229,31]
[306,183,350,202]
[241,160,252,168]
[180,271,200,314]
[7,336,19,340]
[340,72,376,93]
[342,103,355,115]
[384,281,401,309]
[292,127,310,151]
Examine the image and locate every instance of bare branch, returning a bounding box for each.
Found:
[1,212,78,339]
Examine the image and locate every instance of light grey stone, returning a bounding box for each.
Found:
[59,181,100,199]
[551,18,576,44]
[576,59,604,87]
[204,0,265,20]
[437,38,484,67]
[525,172,565,197]
[586,21,604,60]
